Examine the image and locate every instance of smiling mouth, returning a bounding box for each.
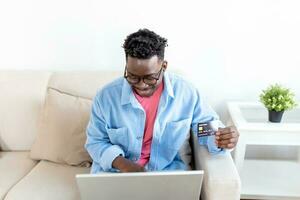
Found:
[134,87,150,91]
[133,87,153,95]
[134,88,151,93]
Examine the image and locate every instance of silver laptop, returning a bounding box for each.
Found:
[76,170,204,200]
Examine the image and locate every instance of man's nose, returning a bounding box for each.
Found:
[135,79,148,88]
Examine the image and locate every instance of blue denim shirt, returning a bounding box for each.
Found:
[85,72,224,173]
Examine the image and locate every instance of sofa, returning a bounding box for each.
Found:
[0,70,241,200]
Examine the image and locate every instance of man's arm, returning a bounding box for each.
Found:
[191,89,239,152]
[85,91,145,172]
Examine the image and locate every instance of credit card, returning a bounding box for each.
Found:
[197,121,217,137]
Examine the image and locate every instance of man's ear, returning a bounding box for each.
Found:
[162,60,168,71]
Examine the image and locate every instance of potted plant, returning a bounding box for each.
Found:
[260,83,297,123]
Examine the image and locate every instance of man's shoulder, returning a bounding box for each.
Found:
[167,72,197,94]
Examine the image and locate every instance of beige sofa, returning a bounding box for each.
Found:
[0,70,240,200]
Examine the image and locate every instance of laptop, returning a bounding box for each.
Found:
[76,170,204,200]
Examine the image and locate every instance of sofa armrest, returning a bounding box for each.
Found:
[191,133,241,200]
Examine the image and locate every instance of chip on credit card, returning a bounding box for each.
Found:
[197,121,218,137]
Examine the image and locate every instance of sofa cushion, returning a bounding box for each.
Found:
[0,151,38,200]
[0,71,51,151]
[4,160,90,200]
[30,71,121,166]
[30,88,92,166]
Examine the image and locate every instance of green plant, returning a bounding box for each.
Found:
[260,83,297,112]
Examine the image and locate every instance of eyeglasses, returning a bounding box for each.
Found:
[124,66,163,85]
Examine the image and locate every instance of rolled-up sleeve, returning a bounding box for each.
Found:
[191,89,225,155]
[85,91,125,171]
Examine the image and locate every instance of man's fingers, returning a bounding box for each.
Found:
[215,131,238,140]
[217,126,235,133]
[218,143,235,149]
[215,132,234,140]
[215,138,237,145]
[214,126,240,149]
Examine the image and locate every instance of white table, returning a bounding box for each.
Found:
[227,102,300,200]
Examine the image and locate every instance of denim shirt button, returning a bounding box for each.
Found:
[136,136,142,140]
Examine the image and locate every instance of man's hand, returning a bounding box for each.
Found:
[112,156,146,172]
[215,126,239,149]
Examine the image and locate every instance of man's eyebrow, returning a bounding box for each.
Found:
[127,70,158,77]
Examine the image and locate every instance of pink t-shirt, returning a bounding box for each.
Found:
[133,81,164,167]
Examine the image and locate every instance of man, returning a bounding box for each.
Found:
[85,29,239,173]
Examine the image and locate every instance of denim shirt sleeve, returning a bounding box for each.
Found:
[191,89,226,155]
[85,91,125,171]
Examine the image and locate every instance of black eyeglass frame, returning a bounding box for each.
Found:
[124,65,164,85]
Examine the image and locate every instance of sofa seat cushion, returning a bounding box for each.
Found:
[4,160,90,200]
[0,151,38,200]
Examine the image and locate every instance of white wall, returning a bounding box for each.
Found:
[0,0,299,158]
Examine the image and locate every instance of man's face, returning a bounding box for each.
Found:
[125,55,167,97]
